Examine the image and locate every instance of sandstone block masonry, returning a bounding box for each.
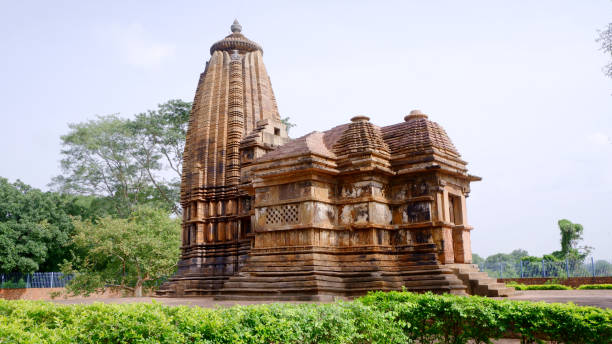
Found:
[157,21,511,299]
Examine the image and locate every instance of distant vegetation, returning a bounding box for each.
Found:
[50,99,191,217]
[473,219,610,278]
[598,22,612,78]
[0,100,194,296]
[506,282,612,290]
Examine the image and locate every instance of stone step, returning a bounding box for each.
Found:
[475,284,515,297]
[217,284,467,298]
[244,265,450,277]
[465,272,489,280]
[382,268,455,276]
[448,264,515,297]
[472,278,496,286]
[239,263,443,273]
[227,272,456,285]
[249,254,436,265]
[223,277,463,290]
[248,253,438,262]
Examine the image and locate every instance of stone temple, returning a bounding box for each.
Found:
[157,21,513,299]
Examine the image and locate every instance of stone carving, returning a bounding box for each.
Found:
[404,201,431,224]
[265,204,299,225]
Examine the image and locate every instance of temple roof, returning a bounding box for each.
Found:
[254,110,462,165]
[382,110,460,158]
[333,116,389,157]
[210,20,263,55]
[255,131,338,162]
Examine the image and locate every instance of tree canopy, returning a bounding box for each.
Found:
[551,219,591,260]
[51,99,191,217]
[0,178,78,273]
[598,22,612,78]
[62,206,181,297]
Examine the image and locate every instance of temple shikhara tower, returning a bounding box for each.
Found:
[158,21,513,299]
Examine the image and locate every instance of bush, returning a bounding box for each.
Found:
[525,284,572,290]
[0,279,26,289]
[359,291,612,343]
[506,281,528,290]
[578,284,612,290]
[0,292,610,343]
[505,282,572,290]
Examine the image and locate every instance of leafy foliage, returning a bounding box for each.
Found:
[505,282,572,290]
[281,116,296,134]
[62,206,181,297]
[359,291,612,343]
[598,22,612,78]
[1,292,611,343]
[552,219,591,261]
[0,178,78,273]
[476,219,596,278]
[477,249,529,278]
[577,284,612,290]
[0,279,26,289]
[51,100,191,217]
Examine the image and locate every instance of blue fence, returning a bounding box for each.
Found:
[0,272,74,289]
[477,257,612,279]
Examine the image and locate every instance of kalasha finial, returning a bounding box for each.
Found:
[231,19,242,33]
[350,115,370,122]
[404,109,428,121]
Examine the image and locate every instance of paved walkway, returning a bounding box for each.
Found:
[51,290,612,309]
[503,289,612,309]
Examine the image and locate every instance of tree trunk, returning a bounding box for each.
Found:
[134,282,143,297]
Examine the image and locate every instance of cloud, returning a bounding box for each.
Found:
[587,132,611,146]
[106,23,175,68]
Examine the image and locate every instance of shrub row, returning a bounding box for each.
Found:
[506,282,572,290]
[577,284,612,290]
[507,282,612,290]
[0,279,26,289]
[0,291,610,344]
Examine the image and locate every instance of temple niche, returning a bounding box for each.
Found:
[157,21,514,299]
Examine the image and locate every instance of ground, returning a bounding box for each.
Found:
[49,290,612,309]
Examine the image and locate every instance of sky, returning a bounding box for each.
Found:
[0,1,610,259]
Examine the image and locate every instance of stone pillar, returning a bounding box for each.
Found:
[452,227,472,263]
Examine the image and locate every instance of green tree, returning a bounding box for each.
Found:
[63,206,181,297]
[553,219,591,260]
[471,253,484,266]
[51,100,191,217]
[598,23,612,78]
[0,178,74,273]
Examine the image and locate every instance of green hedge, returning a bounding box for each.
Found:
[577,284,612,290]
[0,279,26,289]
[507,282,612,290]
[0,292,611,344]
[507,282,573,290]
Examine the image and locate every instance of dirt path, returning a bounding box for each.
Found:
[502,289,612,309]
[50,290,612,309]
